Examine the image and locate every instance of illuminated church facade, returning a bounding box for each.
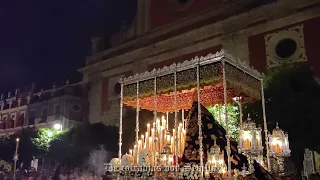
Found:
[80,0,320,125]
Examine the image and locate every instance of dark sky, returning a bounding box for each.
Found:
[0,0,136,93]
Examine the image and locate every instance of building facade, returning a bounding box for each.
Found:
[81,0,320,125]
[0,82,88,136]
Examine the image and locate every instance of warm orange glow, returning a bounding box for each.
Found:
[242,131,252,149]
[123,84,248,112]
[272,138,283,153]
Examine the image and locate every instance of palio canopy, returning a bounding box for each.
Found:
[121,50,263,112]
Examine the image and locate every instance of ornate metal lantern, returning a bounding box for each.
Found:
[160,145,174,166]
[207,142,226,175]
[268,123,291,174]
[238,114,263,172]
[268,123,290,157]
[239,114,263,154]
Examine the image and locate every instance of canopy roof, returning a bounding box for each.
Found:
[120,50,264,112]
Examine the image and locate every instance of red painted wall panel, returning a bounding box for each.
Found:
[248,17,320,76]
[101,77,109,114]
[150,0,223,30]
[148,45,223,70]
[303,17,320,77]
[248,34,267,73]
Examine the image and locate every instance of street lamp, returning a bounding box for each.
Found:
[53,123,62,131]
[13,138,20,180]
[268,123,291,174]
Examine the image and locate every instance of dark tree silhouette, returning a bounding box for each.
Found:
[243,64,320,175]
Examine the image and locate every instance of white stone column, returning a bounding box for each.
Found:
[17,98,21,107]
[8,100,12,109]
[27,95,31,104]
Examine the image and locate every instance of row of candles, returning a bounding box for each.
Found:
[129,115,187,164]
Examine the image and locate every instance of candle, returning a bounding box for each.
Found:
[138,140,142,152]
[156,137,159,152]
[162,116,166,132]
[274,144,282,153]
[145,132,149,149]
[181,129,186,155]
[147,123,150,135]
[149,137,152,151]
[166,112,169,130]
[171,136,174,152]
[243,139,250,149]
[166,134,171,146]
[182,109,185,130]
[178,125,181,155]
[141,135,145,149]
[129,149,133,156]
[151,128,155,140]
[133,145,137,163]
[160,127,163,151]
[157,119,161,134]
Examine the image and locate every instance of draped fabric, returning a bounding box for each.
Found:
[181,101,273,179]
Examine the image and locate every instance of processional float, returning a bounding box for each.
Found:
[109,50,290,179]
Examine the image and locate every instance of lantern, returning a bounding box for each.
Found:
[160,145,174,166]
[268,123,290,157]
[207,142,226,175]
[268,123,291,174]
[238,114,263,172]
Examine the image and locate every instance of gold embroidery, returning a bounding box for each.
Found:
[230,156,239,165]
[210,134,216,140]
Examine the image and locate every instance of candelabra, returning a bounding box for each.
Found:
[268,123,291,175]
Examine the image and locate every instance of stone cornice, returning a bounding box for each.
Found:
[0,105,27,114]
[80,0,320,76]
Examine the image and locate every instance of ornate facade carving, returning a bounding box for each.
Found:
[265,25,307,68]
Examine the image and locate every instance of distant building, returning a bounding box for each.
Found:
[80,0,320,125]
[0,82,88,136]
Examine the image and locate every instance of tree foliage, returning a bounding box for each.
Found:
[0,123,119,168]
[0,127,39,169]
[47,123,118,166]
[32,128,62,154]
[207,104,240,140]
[243,64,320,171]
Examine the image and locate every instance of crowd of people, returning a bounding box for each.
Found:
[1,165,320,180]
[0,166,113,180]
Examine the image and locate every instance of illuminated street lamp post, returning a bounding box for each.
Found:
[13,138,20,180]
[53,123,62,131]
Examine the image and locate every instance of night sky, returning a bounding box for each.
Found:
[0,0,136,93]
